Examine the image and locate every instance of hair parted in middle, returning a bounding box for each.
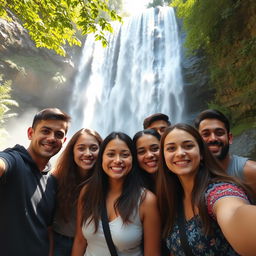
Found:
[54,128,102,222]
[133,129,161,192]
[156,123,255,238]
[81,131,144,232]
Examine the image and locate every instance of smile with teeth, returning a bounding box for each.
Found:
[174,160,190,166]
[111,166,124,173]
[145,160,157,167]
[82,159,93,164]
[42,143,55,150]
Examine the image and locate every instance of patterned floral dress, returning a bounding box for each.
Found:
[166,182,249,256]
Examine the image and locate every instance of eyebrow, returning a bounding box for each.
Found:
[40,126,52,130]
[201,128,225,132]
[165,140,193,145]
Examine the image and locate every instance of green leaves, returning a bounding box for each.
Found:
[0,79,19,126]
[1,0,122,55]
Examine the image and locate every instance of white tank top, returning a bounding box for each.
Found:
[82,209,143,256]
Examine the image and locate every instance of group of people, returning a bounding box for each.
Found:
[0,108,256,256]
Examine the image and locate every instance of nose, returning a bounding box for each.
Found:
[176,146,185,157]
[145,150,154,158]
[85,148,92,156]
[47,132,56,142]
[114,154,122,163]
[208,132,217,142]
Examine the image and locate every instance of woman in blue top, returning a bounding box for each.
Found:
[157,123,256,256]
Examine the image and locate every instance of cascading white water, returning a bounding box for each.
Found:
[70,7,184,138]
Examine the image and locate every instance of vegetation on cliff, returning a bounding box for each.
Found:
[171,0,256,134]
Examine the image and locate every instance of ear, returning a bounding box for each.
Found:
[27,127,34,140]
[228,133,233,145]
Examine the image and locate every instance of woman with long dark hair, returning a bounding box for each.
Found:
[157,123,256,255]
[52,128,102,256]
[72,132,161,256]
[133,129,161,192]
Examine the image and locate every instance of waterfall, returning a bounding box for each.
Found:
[70,7,184,138]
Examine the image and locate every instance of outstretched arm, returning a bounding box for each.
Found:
[140,190,161,256]
[214,195,256,256]
[71,188,87,256]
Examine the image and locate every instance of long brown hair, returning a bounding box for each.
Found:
[81,132,143,232]
[53,128,102,221]
[156,123,255,238]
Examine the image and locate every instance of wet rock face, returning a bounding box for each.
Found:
[0,18,37,54]
[0,17,78,114]
[230,129,256,159]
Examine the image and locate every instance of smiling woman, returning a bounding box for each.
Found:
[157,123,256,256]
[71,131,161,256]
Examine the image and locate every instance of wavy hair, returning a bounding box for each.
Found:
[53,128,102,221]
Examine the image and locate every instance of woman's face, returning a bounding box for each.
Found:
[136,134,160,174]
[163,128,201,178]
[73,133,100,176]
[102,138,132,181]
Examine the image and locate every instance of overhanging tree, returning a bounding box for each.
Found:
[0,0,122,56]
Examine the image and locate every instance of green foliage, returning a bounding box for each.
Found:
[0,78,19,127]
[172,0,242,53]
[173,0,256,130]
[1,0,122,56]
[231,119,256,136]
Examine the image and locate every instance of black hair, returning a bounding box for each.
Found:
[32,108,71,132]
[194,109,230,133]
[143,113,171,129]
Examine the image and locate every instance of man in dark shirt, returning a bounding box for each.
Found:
[0,108,71,256]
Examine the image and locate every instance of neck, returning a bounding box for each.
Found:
[179,175,194,199]
[27,147,49,172]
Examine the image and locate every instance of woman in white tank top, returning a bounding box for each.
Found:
[71,132,161,256]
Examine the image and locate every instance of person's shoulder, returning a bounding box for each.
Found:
[244,159,256,170]
[243,158,256,189]
[232,154,248,161]
[0,145,25,168]
[140,189,157,206]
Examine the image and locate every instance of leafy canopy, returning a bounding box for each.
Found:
[0,0,122,56]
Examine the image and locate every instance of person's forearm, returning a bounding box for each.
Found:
[224,205,256,256]
[71,237,87,256]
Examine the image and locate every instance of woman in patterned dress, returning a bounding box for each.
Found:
[157,123,256,256]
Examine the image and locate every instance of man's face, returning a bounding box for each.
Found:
[27,119,67,162]
[198,118,232,160]
[147,120,169,136]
